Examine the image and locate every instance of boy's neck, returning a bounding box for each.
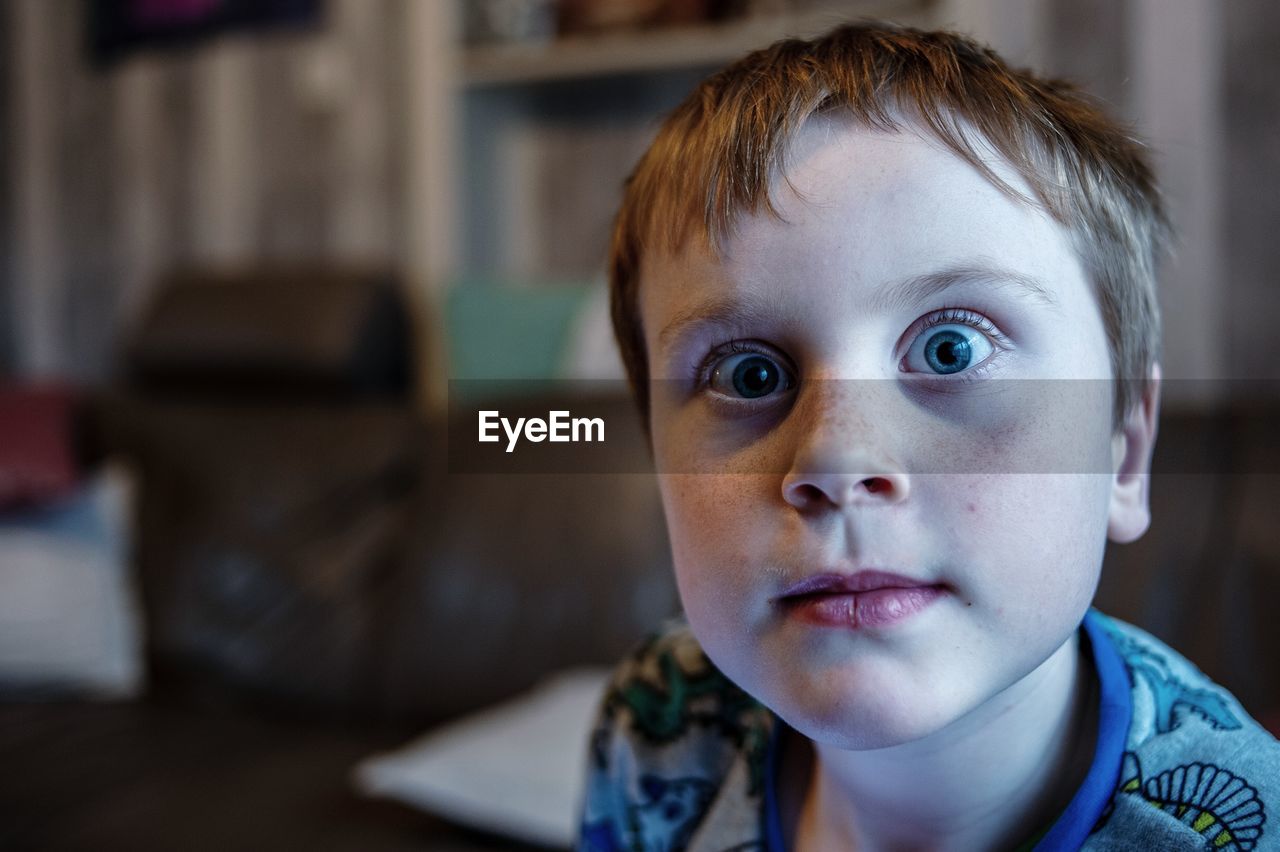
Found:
[782,627,1099,852]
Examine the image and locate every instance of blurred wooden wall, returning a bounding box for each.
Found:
[3,0,409,384]
[2,0,1278,398]
[1223,0,1280,383]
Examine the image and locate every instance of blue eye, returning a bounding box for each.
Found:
[904,323,995,375]
[708,351,795,400]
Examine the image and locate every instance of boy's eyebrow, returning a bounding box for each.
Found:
[657,262,1059,354]
[658,291,779,353]
[870,262,1061,316]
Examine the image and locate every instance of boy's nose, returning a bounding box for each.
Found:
[780,380,911,511]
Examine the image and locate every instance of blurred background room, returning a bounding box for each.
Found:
[1,0,1278,848]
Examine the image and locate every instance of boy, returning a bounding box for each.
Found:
[578,20,1280,852]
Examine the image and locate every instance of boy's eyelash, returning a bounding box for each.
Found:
[694,340,784,390]
[915,306,1011,348]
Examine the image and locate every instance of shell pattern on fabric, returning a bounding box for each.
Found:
[1120,753,1266,850]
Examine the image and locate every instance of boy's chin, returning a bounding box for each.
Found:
[780,701,960,752]
[763,671,983,752]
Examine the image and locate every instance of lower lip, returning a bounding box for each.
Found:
[784,586,947,629]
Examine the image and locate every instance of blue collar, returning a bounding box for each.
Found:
[763,608,1133,851]
[1031,609,1133,850]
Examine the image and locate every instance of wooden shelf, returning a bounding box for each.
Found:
[461,1,935,87]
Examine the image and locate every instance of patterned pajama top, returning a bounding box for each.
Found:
[578,609,1280,851]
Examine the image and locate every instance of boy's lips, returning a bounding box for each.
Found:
[776,570,949,629]
[777,569,943,597]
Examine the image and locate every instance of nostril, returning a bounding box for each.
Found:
[792,482,825,506]
[783,469,909,510]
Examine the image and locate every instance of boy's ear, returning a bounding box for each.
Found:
[1108,363,1162,543]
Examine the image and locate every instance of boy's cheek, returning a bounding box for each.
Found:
[952,472,1110,601]
[898,378,1117,475]
[659,474,781,605]
[896,378,1116,476]
[659,472,776,560]
[657,471,757,517]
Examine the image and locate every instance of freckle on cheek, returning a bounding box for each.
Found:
[966,502,976,513]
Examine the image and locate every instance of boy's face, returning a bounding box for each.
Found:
[639,115,1152,748]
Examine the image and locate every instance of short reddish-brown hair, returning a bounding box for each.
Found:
[610,20,1169,436]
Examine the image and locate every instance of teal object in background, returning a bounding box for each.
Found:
[445,279,595,396]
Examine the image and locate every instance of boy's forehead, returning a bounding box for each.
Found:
[638,115,1081,359]
[741,111,1045,256]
